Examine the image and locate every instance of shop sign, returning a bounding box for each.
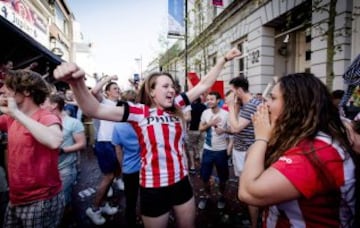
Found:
[0,0,48,46]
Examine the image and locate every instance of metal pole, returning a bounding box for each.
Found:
[140,55,143,80]
[184,0,188,91]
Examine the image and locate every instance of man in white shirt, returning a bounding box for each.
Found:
[198,91,229,210]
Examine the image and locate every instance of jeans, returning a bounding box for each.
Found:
[59,163,77,206]
[200,149,229,183]
[0,191,8,226]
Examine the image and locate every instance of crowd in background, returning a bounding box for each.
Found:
[0,47,359,228]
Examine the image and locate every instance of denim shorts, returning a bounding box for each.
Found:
[94,141,119,174]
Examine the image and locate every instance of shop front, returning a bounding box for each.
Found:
[0,15,63,81]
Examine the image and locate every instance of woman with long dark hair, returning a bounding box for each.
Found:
[238,73,359,227]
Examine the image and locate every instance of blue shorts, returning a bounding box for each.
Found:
[200,149,229,183]
[94,141,119,174]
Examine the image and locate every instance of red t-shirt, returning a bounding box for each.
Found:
[263,133,355,227]
[0,109,62,205]
[124,93,190,188]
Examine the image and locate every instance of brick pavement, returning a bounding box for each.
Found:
[60,146,251,228]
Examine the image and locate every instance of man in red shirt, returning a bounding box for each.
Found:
[0,70,64,227]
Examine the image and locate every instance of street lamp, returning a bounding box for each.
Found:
[134,56,142,80]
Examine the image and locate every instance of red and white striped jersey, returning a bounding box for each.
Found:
[263,132,355,227]
[123,93,190,188]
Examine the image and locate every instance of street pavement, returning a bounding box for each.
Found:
[60,146,252,228]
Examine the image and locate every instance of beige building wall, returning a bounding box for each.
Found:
[351,0,360,59]
[157,0,355,94]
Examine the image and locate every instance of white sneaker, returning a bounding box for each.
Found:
[115,178,125,190]
[107,186,113,197]
[86,207,106,225]
[198,197,208,210]
[217,196,226,209]
[101,202,118,215]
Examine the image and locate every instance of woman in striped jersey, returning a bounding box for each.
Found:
[53,47,241,228]
[238,73,359,228]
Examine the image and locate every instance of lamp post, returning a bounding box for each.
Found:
[134,56,143,80]
[184,0,188,91]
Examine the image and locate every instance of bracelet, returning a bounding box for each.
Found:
[224,56,229,62]
[254,138,269,144]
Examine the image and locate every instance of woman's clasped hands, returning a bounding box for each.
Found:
[251,103,272,142]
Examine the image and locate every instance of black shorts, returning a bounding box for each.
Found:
[140,176,193,217]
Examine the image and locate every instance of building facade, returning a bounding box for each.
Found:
[159,0,356,94]
[0,0,73,84]
[72,20,97,87]
[48,0,72,62]
[0,0,99,88]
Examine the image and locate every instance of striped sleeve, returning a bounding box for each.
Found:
[174,93,190,110]
[343,54,360,84]
[125,102,146,122]
[240,99,259,120]
[340,54,360,107]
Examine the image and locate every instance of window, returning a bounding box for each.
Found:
[235,40,248,77]
[194,0,203,35]
[196,62,202,74]
[207,54,217,73]
[212,3,217,19]
[54,3,68,35]
[305,27,311,43]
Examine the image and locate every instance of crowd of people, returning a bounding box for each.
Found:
[0,46,359,228]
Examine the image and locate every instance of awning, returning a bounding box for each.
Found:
[0,15,65,85]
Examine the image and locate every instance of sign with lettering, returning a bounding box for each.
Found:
[168,0,184,37]
[0,0,48,46]
[212,0,223,6]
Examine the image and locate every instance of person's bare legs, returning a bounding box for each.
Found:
[173,197,196,228]
[93,172,114,208]
[188,149,196,170]
[141,212,169,228]
[185,133,196,171]
[249,205,259,228]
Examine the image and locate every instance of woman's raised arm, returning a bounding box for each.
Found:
[186,48,241,102]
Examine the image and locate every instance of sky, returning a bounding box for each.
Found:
[66,0,171,89]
